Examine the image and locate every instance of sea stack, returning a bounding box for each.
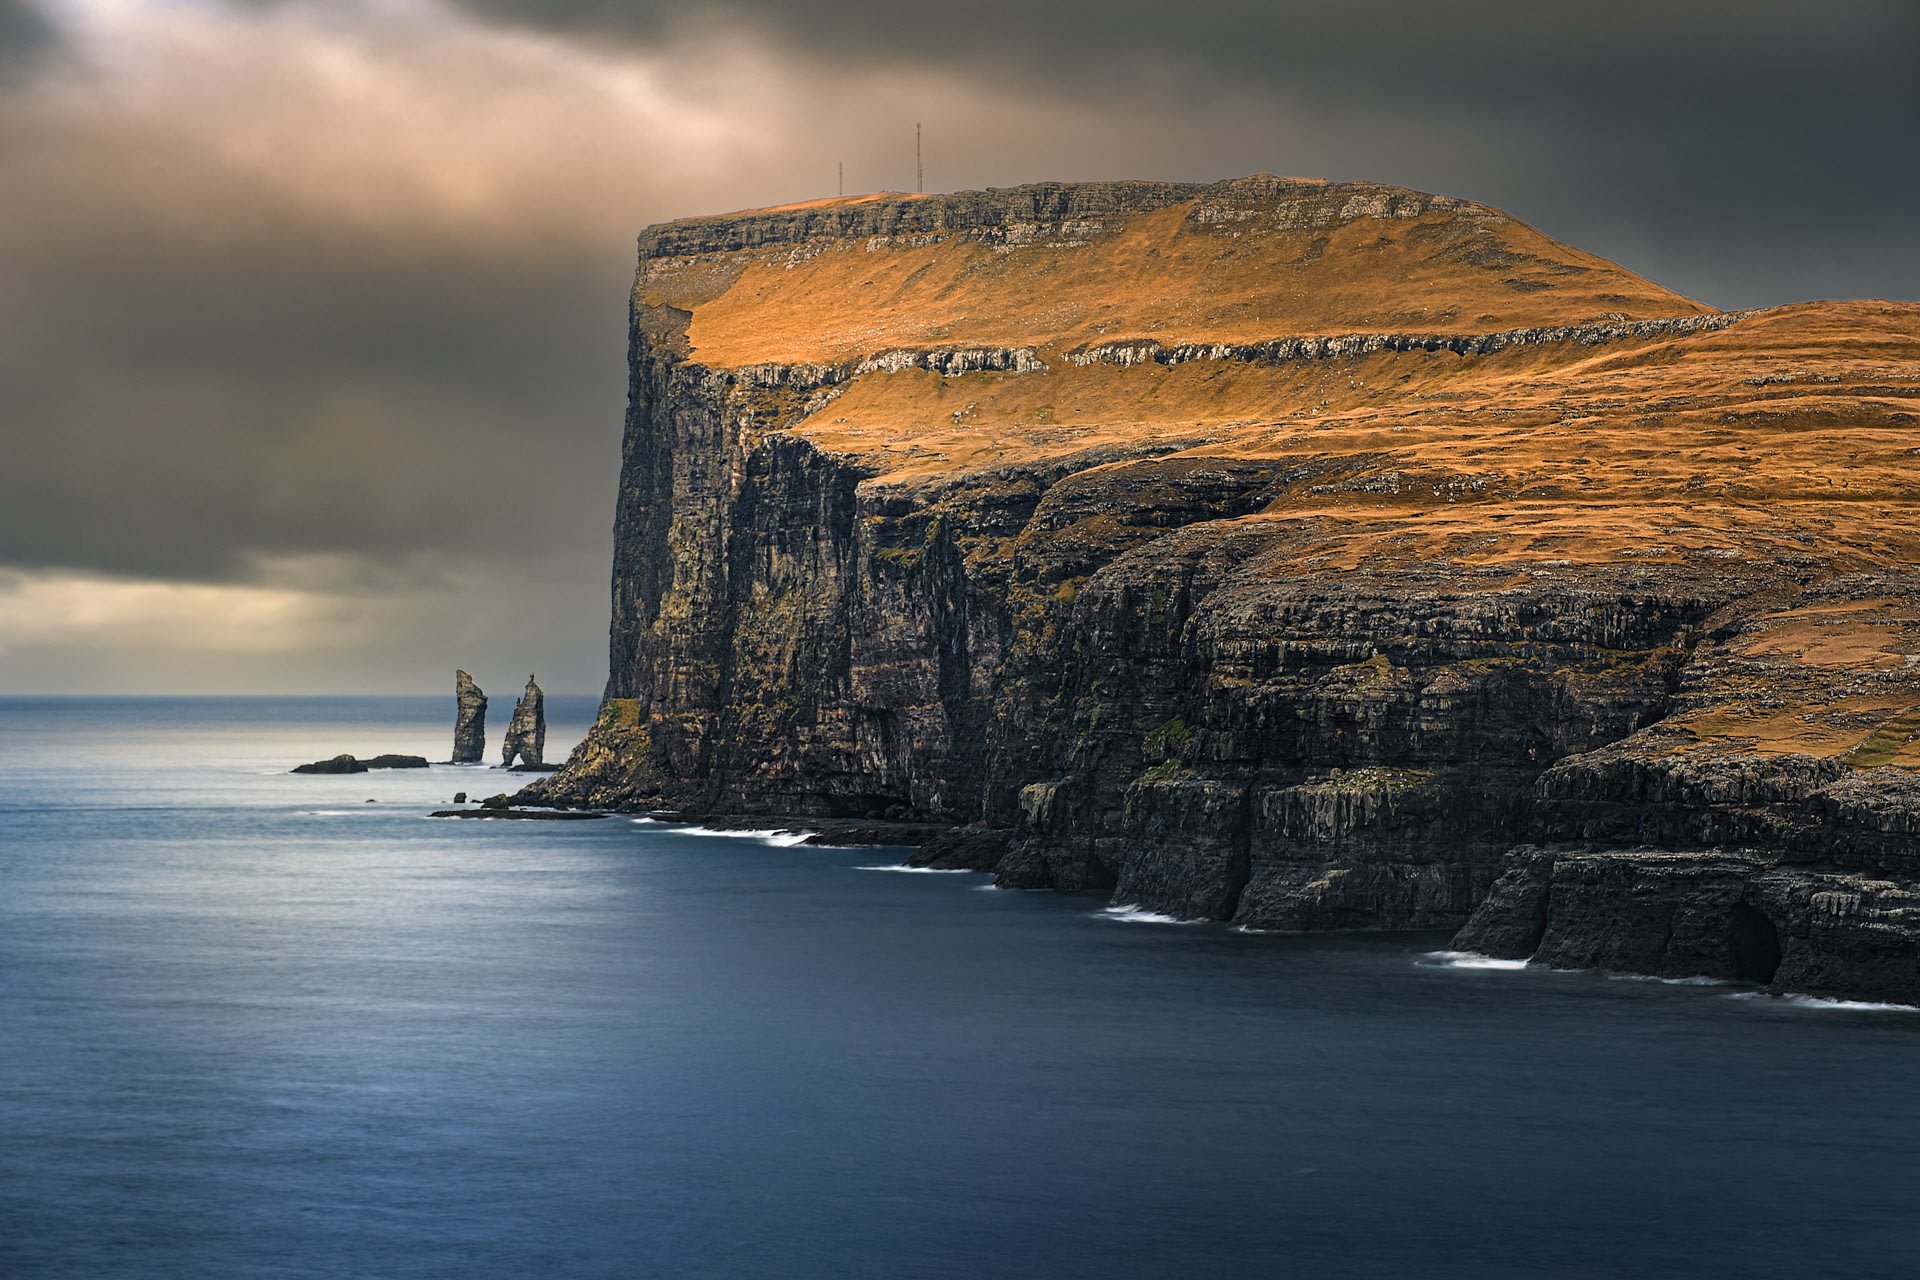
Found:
[453,670,487,763]
[501,674,545,768]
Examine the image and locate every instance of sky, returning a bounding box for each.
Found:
[2,0,1916,694]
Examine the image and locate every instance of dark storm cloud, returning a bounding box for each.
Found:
[0,0,55,50]
[451,0,1920,305]
[1,0,1916,690]
[0,0,58,80]
[0,219,623,580]
[447,0,1919,121]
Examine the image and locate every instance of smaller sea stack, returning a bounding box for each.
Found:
[501,674,545,768]
[453,670,487,763]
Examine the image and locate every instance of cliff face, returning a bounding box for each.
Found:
[525,176,1920,1004]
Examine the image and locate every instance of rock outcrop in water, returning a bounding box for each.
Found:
[453,670,487,763]
[501,675,546,769]
[521,176,1920,1004]
[293,753,430,774]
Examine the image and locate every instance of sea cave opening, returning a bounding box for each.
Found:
[1728,900,1782,985]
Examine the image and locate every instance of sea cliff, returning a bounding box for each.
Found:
[524,176,1920,1004]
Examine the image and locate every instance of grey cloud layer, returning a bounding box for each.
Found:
[451,0,1920,133]
[0,1,57,78]
[451,0,1920,304]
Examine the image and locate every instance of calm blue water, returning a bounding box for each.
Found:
[2,696,1917,1278]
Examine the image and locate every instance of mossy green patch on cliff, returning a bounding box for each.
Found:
[1846,708,1920,770]
[726,586,813,737]
[866,510,950,574]
[1458,654,1529,671]
[599,698,643,729]
[1303,866,1353,897]
[1146,583,1171,620]
[1134,718,1198,783]
[1296,766,1430,798]
[1136,760,1199,783]
[527,700,662,811]
[1142,717,1193,763]
[874,545,926,569]
[1332,652,1396,687]
[590,699,654,761]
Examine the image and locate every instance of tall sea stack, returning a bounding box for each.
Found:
[453,670,487,763]
[502,675,545,768]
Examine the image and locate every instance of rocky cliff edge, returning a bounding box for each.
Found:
[523,177,1920,1004]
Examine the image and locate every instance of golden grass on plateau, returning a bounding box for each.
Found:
[1668,598,1920,764]
[1666,698,1918,761]
[747,192,927,214]
[650,195,1707,368]
[791,299,1920,569]
[1734,609,1918,672]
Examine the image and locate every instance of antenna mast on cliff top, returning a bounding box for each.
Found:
[916,122,923,194]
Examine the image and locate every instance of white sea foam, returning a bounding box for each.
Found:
[1728,991,1918,1014]
[1097,904,1202,925]
[655,824,818,847]
[646,820,861,848]
[652,825,817,844]
[853,864,976,873]
[1542,966,1765,990]
[1421,950,1530,971]
[294,809,358,817]
[1608,972,1730,987]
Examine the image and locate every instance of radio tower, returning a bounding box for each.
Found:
[838,161,844,197]
[916,122,923,194]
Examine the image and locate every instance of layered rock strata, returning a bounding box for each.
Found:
[525,177,1920,1003]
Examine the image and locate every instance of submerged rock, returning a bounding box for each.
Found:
[291,753,429,774]
[453,670,487,763]
[430,807,609,821]
[362,754,429,770]
[293,753,364,774]
[501,675,546,768]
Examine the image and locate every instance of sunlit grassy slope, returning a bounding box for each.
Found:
[643,178,1709,367]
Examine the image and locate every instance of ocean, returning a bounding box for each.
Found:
[2,696,1917,1278]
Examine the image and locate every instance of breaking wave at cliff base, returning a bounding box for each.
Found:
[1727,991,1919,1014]
[1420,951,1531,970]
[1097,904,1203,925]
